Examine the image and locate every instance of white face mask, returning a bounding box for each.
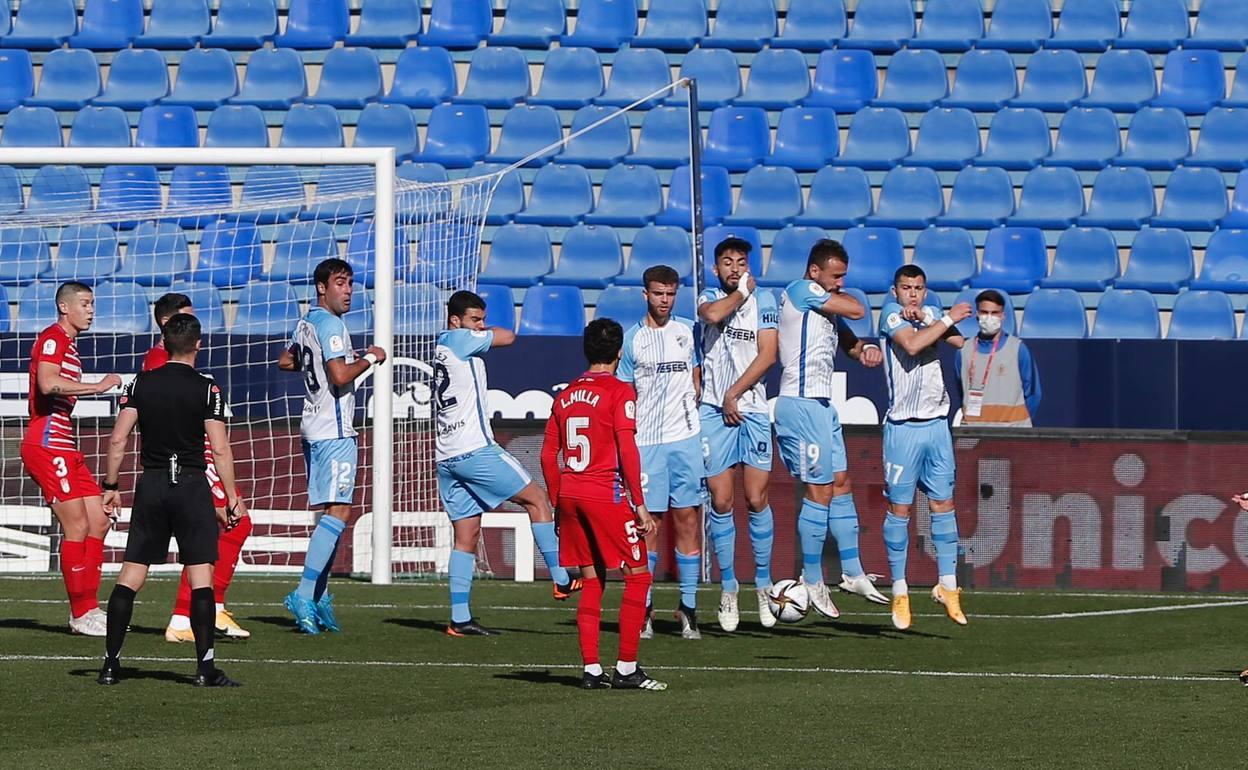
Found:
[978,314,1003,336]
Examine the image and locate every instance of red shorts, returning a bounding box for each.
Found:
[20,444,101,505]
[556,496,648,571]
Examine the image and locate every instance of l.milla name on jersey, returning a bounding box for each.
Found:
[558,388,601,410]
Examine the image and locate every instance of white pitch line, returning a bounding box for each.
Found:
[1028,599,1248,619]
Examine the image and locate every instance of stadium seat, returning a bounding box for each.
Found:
[491,0,565,48]
[702,224,764,277]
[903,107,980,170]
[342,0,421,47]
[197,220,264,287]
[616,226,693,286]
[584,163,662,226]
[486,105,563,166]
[701,107,770,172]
[560,0,638,50]
[702,0,776,52]
[973,226,1046,292]
[1151,50,1225,115]
[343,219,412,286]
[1188,108,1248,171]
[300,166,374,222]
[383,47,457,109]
[760,225,829,287]
[596,47,671,109]
[341,283,374,336]
[70,0,143,49]
[626,106,692,168]
[26,49,100,109]
[514,163,594,226]
[633,0,705,50]
[16,283,62,332]
[168,165,233,225]
[471,283,514,330]
[1046,107,1120,169]
[772,0,845,50]
[1081,50,1156,111]
[940,166,1015,228]
[594,285,644,323]
[545,224,623,288]
[980,0,1052,51]
[1011,49,1087,110]
[307,47,382,109]
[1116,228,1193,293]
[1047,0,1119,51]
[724,165,803,228]
[163,280,225,332]
[531,47,604,109]
[765,106,838,171]
[96,165,161,226]
[1,106,63,147]
[1011,166,1084,228]
[1019,288,1087,338]
[265,221,339,283]
[1041,227,1119,290]
[204,104,268,147]
[1153,167,1228,231]
[397,161,448,185]
[1091,289,1161,339]
[805,50,877,111]
[835,107,910,169]
[135,105,199,147]
[422,0,491,49]
[163,47,237,109]
[229,47,306,109]
[0,51,33,110]
[455,46,531,108]
[417,104,490,169]
[0,167,21,216]
[796,166,873,228]
[656,164,731,227]
[88,281,151,332]
[480,224,553,286]
[559,105,632,167]
[0,229,51,285]
[27,166,91,215]
[1192,227,1248,291]
[1119,0,1189,52]
[232,281,299,334]
[1168,290,1236,339]
[389,284,442,334]
[1223,171,1248,226]
[353,103,419,162]
[841,227,904,292]
[952,286,1017,336]
[974,107,1050,169]
[830,286,873,338]
[238,165,303,223]
[1115,107,1190,170]
[2,0,76,49]
[518,285,586,336]
[114,222,190,286]
[912,226,977,291]
[1224,55,1248,108]
[842,0,914,52]
[869,167,944,228]
[735,48,811,109]
[1080,166,1156,228]
[467,163,523,224]
[94,48,169,109]
[944,49,1018,111]
[911,0,983,52]
[203,0,276,48]
[874,48,948,111]
[668,48,741,108]
[1191,0,1248,51]
[49,224,120,283]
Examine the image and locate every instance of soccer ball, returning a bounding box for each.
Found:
[766,579,810,624]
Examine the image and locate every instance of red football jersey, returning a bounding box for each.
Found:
[541,371,644,505]
[24,324,82,450]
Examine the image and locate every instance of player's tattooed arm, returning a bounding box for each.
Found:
[37,362,121,396]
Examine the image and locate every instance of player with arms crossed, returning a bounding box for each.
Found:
[278,259,387,634]
[541,319,665,691]
[435,290,579,637]
[21,281,122,636]
[774,240,889,621]
[879,265,972,630]
[697,238,779,631]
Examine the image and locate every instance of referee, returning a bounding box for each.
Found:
[97,314,248,687]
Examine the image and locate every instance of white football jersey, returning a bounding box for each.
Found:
[880,301,951,421]
[289,307,358,441]
[777,280,840,400]
[618,317,700,446]
[434,328,495,461]
[698,287,778,413]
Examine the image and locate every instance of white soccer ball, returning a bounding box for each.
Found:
[766,579,810,624]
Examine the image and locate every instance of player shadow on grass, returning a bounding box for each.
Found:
[68,666,194,685]
[382,617,565,636]
[0,617,166,636]
[493,669,584,688]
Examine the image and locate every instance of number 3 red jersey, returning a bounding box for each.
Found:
[24,324,82,450]
[541,371,645,506]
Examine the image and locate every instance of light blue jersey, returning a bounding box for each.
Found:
[697,287,777,413]
[290,307,357,442]
[777,280,840,399]
[879,301,951,421]
[618,317,700,447]
[434,328,494,461]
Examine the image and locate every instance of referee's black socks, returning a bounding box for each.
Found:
[190,587,216,675]
[104,584,136,665]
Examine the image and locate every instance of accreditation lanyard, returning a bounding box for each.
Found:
[964,334,1001,418]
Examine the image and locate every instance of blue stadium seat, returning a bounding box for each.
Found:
[70,0,143,49]
[491,0,565,48]
[668,48,741,108]
[347,0,422,47]
[198,220,264,287]
[514,163,594,226]
[656,164,731,227]
[940,166,1015,228]
[626,106,691,168]
[232,281,299,334]
[455,46,531,108]
[1019,288,1087,338]
[1115,107,1190,170]
[135,105,198,147]
[383,47,457,108]
[1041,227,1119,290]
[50,224,120,283]
[353,103,419,162]
[2,0,76,49]
[530,47,604,109]
[307,47,382,109]
[545,224,623,288]
[1224,54,1248,108]
[701,106,769,172]
[238,165,303,223]
[265,221,339,282]
[1080,166,1155,228]
[1119,0,1189,52]
[168,165,233,225]
[559,105,632,167]
[584,163,662,226]
[1091,289,1160,339]
[1047,0,1119,51]
[0,51,33,110]
[805,50,877,111]
[835,107,910,169]
[417,104,490,168]
[343,218,413,286]
[633,0,705,51]
[1081,50,1156,111]
[485,104,563,166]
[1188,107,1248,171]
[703,224,764,275]
[300,165,374,222]
[841,227,904,292]
[390,284,442,334]
[903,107,980,170]
[1151,50,1225,114]
[472,283,515,330]
[594,285,644,323]
[1011,49,1087,110]
[480,223,553,286]
[0,167,21,216]
[834,286,874,338]
[1115,228,1193,293]
[229,47,306,109]
[519,285,586,336]
[760,225,828,287]
[842,0,914,52]
[1153,167,1228,230]
[735,48,811,109]
[90,281,151,332]
[874,48,948,111]
[165,280,225,332]
[911,0,983,52]
[973,226,1046,292]
[1,106,63,147]
[560,0,637,50]
[203,0,276,48]
[422,0,491,49]
[0,229,51,285]
[68,107,130,147]
[28,166,91,215]
[796,166,873,227]
[980,0,1052,52]
[869,166,944,228]
[702,0,776,52]
[472,162,524,224]
[16,283,62,332]
[1011,166,1084,227]
[397,161,448,184]
[164,47,237,109]
[974,107,1050,169]
[724,165,803,228]
[205,104,268,147]
[1046,107,1119,169]
[912,226,977,291]
[765,106,838,171]
[617,226,693,286]
[772,0,845,50]
[114,221,190,286]
[94,48,169,108]
[341,283,373,336]
[1190,0,1248,51]
[596,47,671,109]
[952,287,1014,336]
[1192,227,1248,291]
[943,49,1018,111]
[96,165,161,226]
[1168,290,1236,339]
[26,49,100,109]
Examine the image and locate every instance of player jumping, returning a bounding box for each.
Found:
[878,265,973,630]
[541,319,666,691]
[697,238,779,632]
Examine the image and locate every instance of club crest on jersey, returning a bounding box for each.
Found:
[808,282,827,296]
[329,335,345,353]
[631,544,641,561]
[42,339,57,356]
[625,400,635,419]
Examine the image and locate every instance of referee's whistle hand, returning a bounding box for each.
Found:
[102,490,121,521]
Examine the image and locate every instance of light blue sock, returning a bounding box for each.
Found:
[828,494,864,578]
[530,521,570,586]
[313,539,340,602]
[448,548,475,624]
[748,506,774,589]
[707,510,738,593]
[675,549,700,610]
[930,510,960,578]
[883,512,910,584]
[296,516,346,600]
[797,498,828,586]
[646,550,658,606]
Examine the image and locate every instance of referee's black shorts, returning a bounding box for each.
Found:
[123,471,219,566]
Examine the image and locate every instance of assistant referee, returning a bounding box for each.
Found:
[97,314,248,687]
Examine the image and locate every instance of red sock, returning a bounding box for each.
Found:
[59,540,91,618]
[619,570,653,665]
[213,515,252,605]
[172,570,192,618]
[82,536,104,612]
[576,573,605,667]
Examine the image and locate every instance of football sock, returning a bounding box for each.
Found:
[59,539,91,618]
[214,514,252,604]
[172,571,193,619]
[576,574,604,667]
[448,548,475,624]
[619,570,652,666]
[616,660,637,676]
[169,614,191,631]
[883,512,910,588]
[797,499,828,586]
[675,549,700,610]
[313,539,340,603]
[83,535,105,609]
[585,663,603,676]
[190,587,216,676]
[645,551,658,606]
[296,515,346,601]
[827,494,864,578]
[104,584,136,664]
[531,521,570,586]
[707,509,738,593]
[748,506,774,589]
[931,510,960,589]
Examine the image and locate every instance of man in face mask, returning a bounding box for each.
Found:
[953,290,1042,427]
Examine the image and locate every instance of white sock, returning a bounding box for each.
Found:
[939,575,957,591]
[616,660,637,676]
[584,663,603,676]
[892,580,909,596]
[216,602,225,614]
[169,614,191,631]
